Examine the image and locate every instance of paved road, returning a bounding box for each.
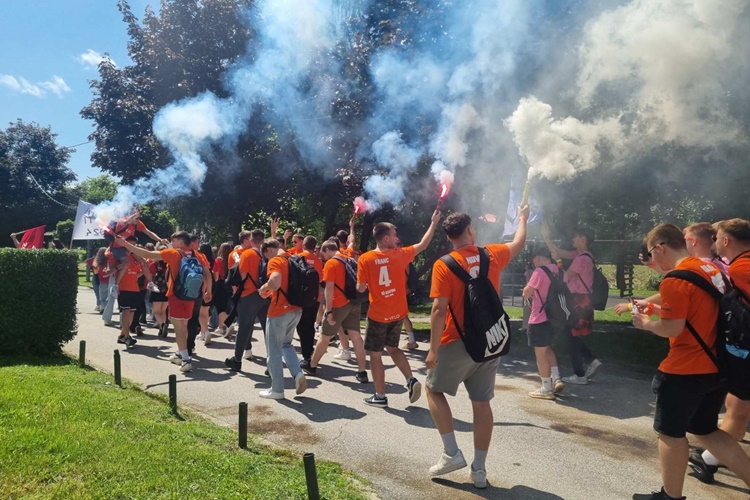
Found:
[65,287,748,499]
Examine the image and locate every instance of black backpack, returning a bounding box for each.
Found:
[279,255,320,308]
[577,253,609,311]
[226,248,268,295]
[152,261,168,292]
[666,269,750,351]
[665,268,750,396]
[538,266,573,331]
[332,256,368,303]
[103,220,129,243]
[440,247,511,362]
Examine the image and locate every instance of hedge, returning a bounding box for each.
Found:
[0,249,78,357]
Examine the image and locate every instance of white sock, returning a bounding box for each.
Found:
[541,377,553,392]
[179,349,190,361]
[440,432,459,456]
[375,392,385,399]
[551,366,560,380]
[472,449,488,471]
[702,449,720,466]
[407,331,415,343]
[201,330,208,336]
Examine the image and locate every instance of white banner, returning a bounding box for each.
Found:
[71,200,103,240]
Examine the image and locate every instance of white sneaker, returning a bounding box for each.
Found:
[585,359,603,380]
[224,324,235,338]
[179,360,193,372]
[243,349,254,361]
[169,353,183,365]
[203,331,212,346]
[429,450,467,476]
[470,466,487,489]
[563,374,589,385]
[528,387,555,400]
[295,372,307,395]
[333,349,351,361]
[259,389,285,400]
[196,332,205,341]
[553,378,565,394]
[94,305,102,313]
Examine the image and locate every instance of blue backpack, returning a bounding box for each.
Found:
[174,250,204,301]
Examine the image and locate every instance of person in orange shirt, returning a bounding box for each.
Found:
[257,238,307,399]
[690,218,750,484]
[187,235,213,353]
[115,244,148,349]
[631,223,750,500]
[306,240,368,383]
[297,236,324,369]
[286,233,304,255]
[225,229,270,371]
[426,208,528,489]
[116,231,212,373]
[356,210,441,408]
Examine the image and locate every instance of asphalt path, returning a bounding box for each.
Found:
[64,287,749,499]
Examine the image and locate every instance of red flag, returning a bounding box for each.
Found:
[18,226,46,249]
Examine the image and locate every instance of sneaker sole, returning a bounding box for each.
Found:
[295,376,307,395]
[409,381,422,404]
[364,400,388,408]
[528,392,555,400]
[180,364,193,372]
[586,363,602,380]
[430,460,467,477]
[554,381,565,394]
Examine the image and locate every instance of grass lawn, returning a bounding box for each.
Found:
[78,262,92,288]
[0,356,367,500]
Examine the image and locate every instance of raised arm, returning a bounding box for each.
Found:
[506,204,530,261]
[413,210,442,255]
[541,220,577,260]
[114,234,162,261]
[347,215,357,250]
[9,233,20,248]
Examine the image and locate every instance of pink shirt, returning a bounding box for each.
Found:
[565,252,594,295]
[700,256,729,276]
[528,264,560,324]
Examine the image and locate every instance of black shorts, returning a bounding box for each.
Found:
[118,291,142,311]
[151,292,168,303]
[721,348,750,400]
[652,371,726,438]
[527,322,557,347]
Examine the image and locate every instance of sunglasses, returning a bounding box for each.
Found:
[646,242,666,258]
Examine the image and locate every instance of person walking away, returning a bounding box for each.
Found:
[297,236,323,370]
[426,207,528,488]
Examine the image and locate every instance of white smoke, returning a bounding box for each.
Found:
[507,0,748,182]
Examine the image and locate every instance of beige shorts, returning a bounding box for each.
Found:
[321,301,361,336]
[426,340,500,402]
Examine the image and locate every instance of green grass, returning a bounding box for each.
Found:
[0,356,368,500]
[78,262,92,288]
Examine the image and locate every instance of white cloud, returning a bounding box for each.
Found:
[77,49,116,69]
[0,74,71,98]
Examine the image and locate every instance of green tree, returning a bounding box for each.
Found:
[0,120,75,247]
[73,174,118,205]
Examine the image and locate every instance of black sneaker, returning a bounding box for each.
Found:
[356,371,369,383]
[300,359,316,376]
[160,323,169,338]
[125,337,137,348]
[363,394,388,407]
[632,488,685,500]
[407,377,422,403]
[688,448,717,484]
[135,326,144,337]
[117,335,127,344]
[224,357,241,371]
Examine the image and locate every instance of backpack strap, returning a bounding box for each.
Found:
[664,269,724,370]
[440,247,492,338]
[574,252,594,294]
[537,265,560,311]
[331,255,348,295]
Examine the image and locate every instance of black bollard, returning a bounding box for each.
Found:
[303,453,320,500]
[79,340,86,367]
[168,374,177,414]
[113,349,121,387]
[238,402,248,449]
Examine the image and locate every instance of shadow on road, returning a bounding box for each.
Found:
[432,478,564,499]
[280,396,367,422]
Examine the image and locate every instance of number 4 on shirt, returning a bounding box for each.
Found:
[378,266,392,288]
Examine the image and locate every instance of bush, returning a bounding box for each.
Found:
[0,249,78,357]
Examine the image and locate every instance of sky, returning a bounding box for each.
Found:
[0,0,156,181]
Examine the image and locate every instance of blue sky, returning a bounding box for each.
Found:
[0,0,156,181]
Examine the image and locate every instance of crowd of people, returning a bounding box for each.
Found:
[79,206,750,498]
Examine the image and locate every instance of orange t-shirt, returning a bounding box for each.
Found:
[322,253,349,309]
[357,246,416,322]
[300,250,324,302]
[430,244,511,345]
[112,220,147,248]
[229,247,244,267]
[159,248,194,297]
[239,247,262,297]
[658,256,725,375]
[267,255,301,317]
[119,255,143,293]
[729,253,750,298]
